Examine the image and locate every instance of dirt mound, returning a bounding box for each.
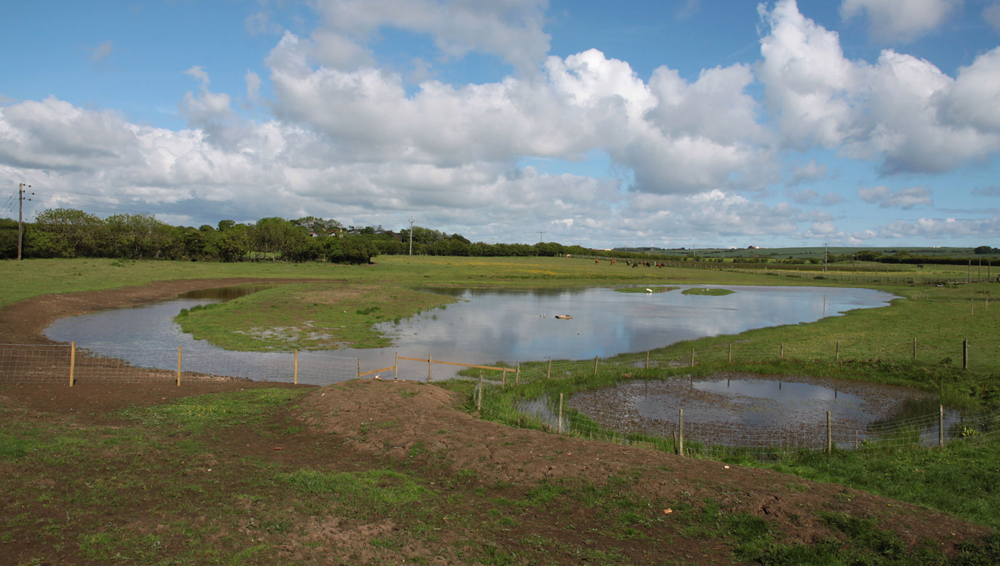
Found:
[299,379,990,550]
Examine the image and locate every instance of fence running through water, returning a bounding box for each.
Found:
[2,341,995,458]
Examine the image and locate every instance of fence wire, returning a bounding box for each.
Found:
[4,342,998,458]
[0,344,358,386]
[471,376,1000,459]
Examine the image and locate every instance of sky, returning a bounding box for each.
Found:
[2,0,1000,249]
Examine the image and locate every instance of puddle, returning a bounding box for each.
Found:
[553,374,959,449]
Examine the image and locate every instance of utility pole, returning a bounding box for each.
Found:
[408,216,414,257]
[537,230,546,243]
[17,183,32,261]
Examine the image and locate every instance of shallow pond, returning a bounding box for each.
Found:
[44,284,896,382]
[553,374,959,449]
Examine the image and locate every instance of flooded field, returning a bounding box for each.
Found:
[45,284,895,382]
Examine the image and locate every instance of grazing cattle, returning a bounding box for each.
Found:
[595,259,600,264]
[610,259,616,265]
[631,263,639,268]
[655,262,663,268]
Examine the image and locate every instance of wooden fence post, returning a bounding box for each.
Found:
[780,343,784,359]
[836,340,840,362]
[477,372,483,412]
[826,411,832,453]
[558,393,563,434]
[428,354,433,382]
[501,368,506,388]
[515,364,520,385]
[177,346,182,387]
[394,352,399,380]
[294,350,298,385]
[939,405,944,447]
[728,343,732,363]
[547,359,551,379]
[357,358,361,378]
[593,355,599,376]
[69,342,75,387]
[963,339,968,369]
[645,351,650,369]
[678,408,684,457]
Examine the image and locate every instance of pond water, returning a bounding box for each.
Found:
[519,374,959,449]
[44,284,896,382]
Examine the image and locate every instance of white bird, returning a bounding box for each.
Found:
[646,288,653,293]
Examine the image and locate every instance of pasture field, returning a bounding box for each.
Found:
[3,255,1000,563]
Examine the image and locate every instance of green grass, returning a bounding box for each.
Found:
[174,282,455,350]
[681,287,734,296]
[118,388,306,432]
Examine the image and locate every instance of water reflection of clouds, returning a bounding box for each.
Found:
[46,285,895,381]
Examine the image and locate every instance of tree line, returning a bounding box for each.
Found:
[0,209,604,263]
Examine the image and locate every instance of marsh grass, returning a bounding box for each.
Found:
[681,288,734,296]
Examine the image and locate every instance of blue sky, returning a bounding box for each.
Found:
[2,0,1000,249]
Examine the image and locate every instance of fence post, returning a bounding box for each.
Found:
[394,352,398,380]
[939,405,944,447]
[728,343,732,363]
[69,342,76,387]
[645,351,650,369]
[547,359,552,379]
[428,354,433,382]
[477,372,483,412]
[826,411,832,453]
[836,340,840,362]
[294,350,298,385]
[678,408,684,457]
[501,368,506,389]
[558,393,563,434]
[177,346,182,387]
[594,355,599,376]
[913,338,916,361]
[515,364,520,385]
[690,349,695,367]
[963,339,968,369]
[780,343,784,359]
[357,358,360,378]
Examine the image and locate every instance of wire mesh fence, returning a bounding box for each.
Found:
[4,341,997,459]
[0,343,359,386]
[471,378,1000,459]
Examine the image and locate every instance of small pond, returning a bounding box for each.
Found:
[537,374,959,449]
[44,284,897,382]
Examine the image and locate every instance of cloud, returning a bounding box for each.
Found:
[88,40,114,63]
[184,66,211,86]
[858,185,933,209]
[759,0,1000,174]
[245,11,284,36]
[972,185,1000,197]
[788,188,842,206]
[785,159,828,186]
[840,0,960,43]
[986,3,1000,32]
[867,216,1000,239]
[245,70,262,102]
[675,0,701,21]
[310,0,551,74]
